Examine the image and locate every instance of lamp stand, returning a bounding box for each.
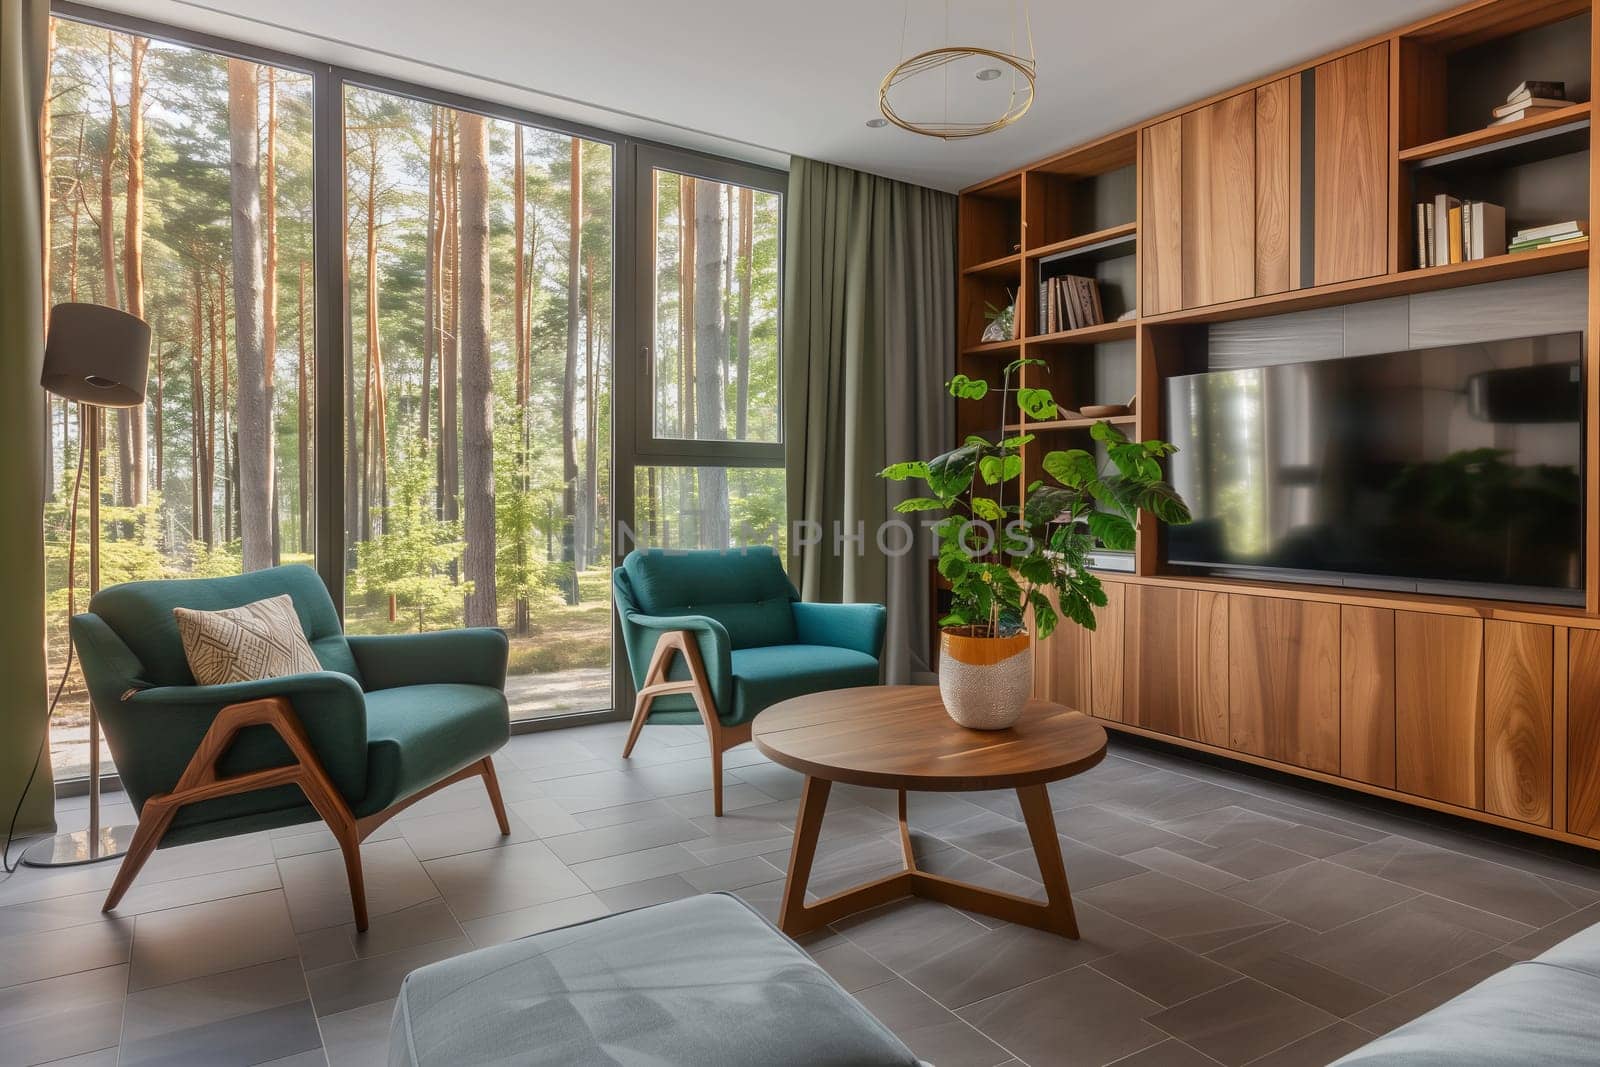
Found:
[22,403,137,867]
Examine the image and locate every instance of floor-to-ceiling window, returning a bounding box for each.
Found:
[42,15,314,779]
[629,149,785,556]
[339,84,614,722]
[40,9,784,781]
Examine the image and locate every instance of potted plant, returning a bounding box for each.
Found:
[881,358,1192,729]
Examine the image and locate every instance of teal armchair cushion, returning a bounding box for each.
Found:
[71,565,509,847]
[348,629,509,692]
[622,547,797,650]
[89,564,362,686]
[613,549,885,727]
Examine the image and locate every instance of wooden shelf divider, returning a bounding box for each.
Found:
[1027,320,1138,346]
[1026,222,1137,262]
[1399,102,1591,168]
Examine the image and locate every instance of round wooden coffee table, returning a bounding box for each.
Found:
[753,685,1107,939]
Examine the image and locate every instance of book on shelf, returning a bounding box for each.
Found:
[1512,220,1587,243]
[1491,104,1570,126]
[1506,80,1564,102]
[1416,197,1504,267]
[1038,274,1105,332]
[1491,97,1569,119]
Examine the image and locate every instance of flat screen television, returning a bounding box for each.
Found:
[1163,332,1585,605]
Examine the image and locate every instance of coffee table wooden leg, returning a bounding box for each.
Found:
[1017,783,1081,938]
[778,776,831,934]
[896,789,917,870]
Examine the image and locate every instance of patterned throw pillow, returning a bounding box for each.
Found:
[173,594,322,685]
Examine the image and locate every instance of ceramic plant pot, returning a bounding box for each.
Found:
[937,630,1032,730]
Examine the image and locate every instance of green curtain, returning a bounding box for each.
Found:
[0,0,57,840]
[783,157,955,684]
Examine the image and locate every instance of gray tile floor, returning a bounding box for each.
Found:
[7,720,1600,1067]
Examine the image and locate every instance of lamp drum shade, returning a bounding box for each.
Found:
[41,303,150,408]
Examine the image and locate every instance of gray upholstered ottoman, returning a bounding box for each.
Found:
[1334,921,1600,1065]
[388,892,921,1066]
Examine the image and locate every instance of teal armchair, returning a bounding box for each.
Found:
[614,548,885,814]
[72,564,511,930]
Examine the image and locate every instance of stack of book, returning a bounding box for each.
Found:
[1415,195,1505,267]
[1038,274,1104,333]
[1490,80,1568,126]
[1509,220,1588,253]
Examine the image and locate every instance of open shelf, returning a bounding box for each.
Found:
[961,338,1022,357]
[963,252,1023,279]
[1029,320,1137,346]
[1005,414,1137,433]
[1401,103,1591,169]
[1035,226,1138,267]
[1145,239,1589,325]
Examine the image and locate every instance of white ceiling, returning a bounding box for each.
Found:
[92,0,1462,192]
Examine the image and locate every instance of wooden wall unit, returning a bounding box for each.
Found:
[1566,629,1600,838]
[1483,620,1554,826]
[1182,92,1259,308]
[1312,43,1391,285]
[963,0,1600,850]
[1229,596,1341,773]
[1123,585,1229,746]
[1340,606,1397,788]
[1395,612,1484,809]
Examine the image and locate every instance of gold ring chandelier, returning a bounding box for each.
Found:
[878,3,1036,139]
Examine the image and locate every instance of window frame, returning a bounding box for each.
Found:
[627,143,787,469]
[45,2,791,769]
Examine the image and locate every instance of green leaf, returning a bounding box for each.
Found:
[893,497,944,514]
[925,443,982,501]
[1131,481,1194,524]
[1023,485,1075,527]
[1089,420,1130,446]
[978,454,1023,485]
[879,460,929,482]
[1004,357,1047,377]
[948,374,989,401]
[971,497,1003,521]
[1016,387,1058,420]
[1030,589,1061,640]
[1000,433,1036,450]
[1041,448,1096,489]
[1086,511,1137,550]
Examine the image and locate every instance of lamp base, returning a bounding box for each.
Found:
[19,824,136,867]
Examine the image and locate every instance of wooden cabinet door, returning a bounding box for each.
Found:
[1395,611,1483,809]
[1341,606,1396,788]
[1484,621,1553,826]
[1254,75,1299,296]
[1031,583,1126,721]
[1313,43,1389,285]
[1229,596,1340,773]
[1181,91,1257,308]
[1141,117,1183,315]
[1124,585,1229,745]
[1566,630,1600,838]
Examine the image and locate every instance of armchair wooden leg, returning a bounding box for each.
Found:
[480,756,511,835]
[102,798,177,912]
[625,630,746,815]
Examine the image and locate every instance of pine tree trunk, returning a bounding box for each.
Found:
[191,270,207,544]
[560,138,581,603]
[264,68,280,564]
[122,35,148,507]
[297,260,310,553]
[227,59,272,571]
[441,114,460,530]
[583,256,598,562]
[513,124,528,633]
[458,112,496,627]
[421,111,438,447]
[736,187,753,440]
[693,179,729,548]
[41,19,55,503]
[678,176,695,528]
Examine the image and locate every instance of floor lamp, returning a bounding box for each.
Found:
[23,303,150,867]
